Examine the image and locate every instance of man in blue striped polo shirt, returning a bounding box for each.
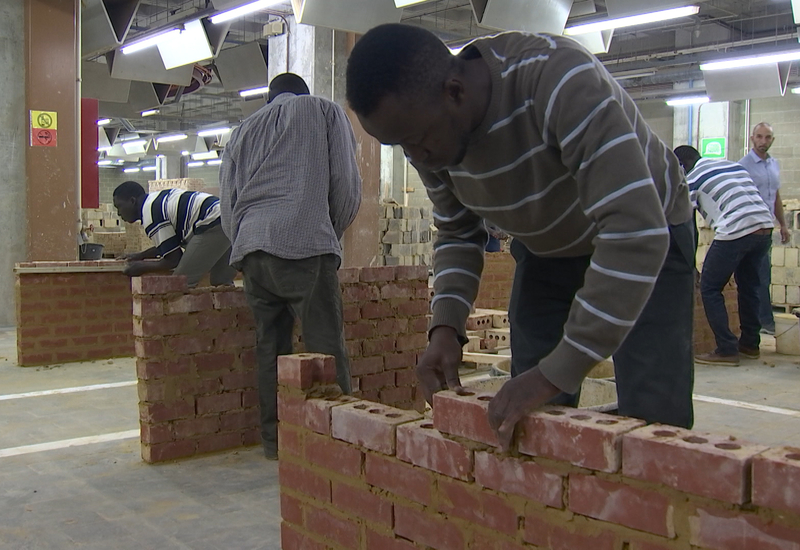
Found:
[674,146,774,366]
[113,181,236,287]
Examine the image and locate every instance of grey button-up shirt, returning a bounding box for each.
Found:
[739,149,780,216]
[219,93,362,265]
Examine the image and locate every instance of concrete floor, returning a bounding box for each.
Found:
[0,326,799,549]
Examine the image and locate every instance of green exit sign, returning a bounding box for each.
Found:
[701,137,726,158]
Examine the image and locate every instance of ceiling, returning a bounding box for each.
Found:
[87,0,799,155]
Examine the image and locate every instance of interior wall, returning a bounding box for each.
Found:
[636,100,675,148]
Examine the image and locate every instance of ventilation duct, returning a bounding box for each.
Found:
[469,0,574,35]
[82,0,140,58]
[216,42,269,92]
[704,64,791,102]
[605,0,695,19]
[291,0,402,34]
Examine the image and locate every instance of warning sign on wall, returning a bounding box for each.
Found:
[29,110,58,147]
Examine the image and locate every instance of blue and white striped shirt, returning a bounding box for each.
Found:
[141,189,221,257]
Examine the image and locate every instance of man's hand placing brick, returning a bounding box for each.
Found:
[487,367,560,452]
[415,326,466,404]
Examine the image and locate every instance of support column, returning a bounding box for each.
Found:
[25,0,80,261]
[0,0,27,326]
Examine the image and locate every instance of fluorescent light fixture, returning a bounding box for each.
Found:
[122,139,148,154]
[792,86,800,94]
[700,50,800,71]
[565,5,699,36]
[97,118,111,126]
[395,0,430,6]
[123,167,141,173]
[211,0,284,24]
[142,166,157,172]
[121,28,181,54]
[191,151,219,160]
[97,160,114,166]
[187,161,205,168]
[239,86,269,98]
[206,159,223,166]
[118,134,142,142]
[157,20,213,70]
[612,70,657,81]
[181,150,190,156]
[156,134,188,143]
[197,127,231,137]
[141,109,159,117]
[97,146,112,153]
[666,96,710,106]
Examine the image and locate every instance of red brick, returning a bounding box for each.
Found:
[342,285,381,303]
[166,293,213,314]
[380,282,414,300]
[396,332,428,351]
[395,266,429,280]
[222,371,257,390]
[278,425,303,458]
[752,446,800,515]
[380,386,413,405]
[439,476,518,535]
[196,392,241,415]
[628,541,675,550]
[623,424,767,504]
[362,337,396,356]
[396,420,472,480]
[332,483,393,526]
[278,393,358,435]
[196,432,243,454]
[140,399,195,423]
[361,301,393,319]
[432,390,498,447]
[523,512,617,550]
[194,352,236,373]
[569,474,675,537]
[55,351,84,363]
[211,289,248,309]
[519,406,645,473]
[141,423,172,445]
[305,505,360,549]
[280,493,304,526]
[173,417,220,439]
[385,351,418,371]
[135,338,164,358]
[466,314,492,330]
[132,275,187,295]
[350,356,385,376]
[395,369,417,387]
[220,409,259,432]
[366,454,433,505]
[331,401,422,454]
[277,353,337,390]
[376,318,408,336]
[138,380,165,402]
[279,461,331,502]
[471,533,529,550]
[337,268,360,284]
[343,305,360,323]
[133,314,190,337]
[169,335,214,355]
[196,310,238,332]
[133,297,163,317]
[359,371,394,391]
[410,317,429,333]
[394,504,465,550]
[242,388,259,408]
[280,522,326,550]
[215,329,256,351]
[305,432,363,477]
[360,266,396,282]
[689,507,800,550]
[474,451,563,508]
[344,322,376,340]
[142,440,196,463]
[365,529,421,550]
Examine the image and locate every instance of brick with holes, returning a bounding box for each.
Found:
[331,401,423,454]
[518,406,645,473]
[432,389,499,447]
[623,424,768,504]
[752,446,800,515]
[397,420,473,480]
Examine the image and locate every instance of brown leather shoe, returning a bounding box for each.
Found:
[695,351,740,366]
[738,345,760,359]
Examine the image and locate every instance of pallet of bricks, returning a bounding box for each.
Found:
[461,309,511,376]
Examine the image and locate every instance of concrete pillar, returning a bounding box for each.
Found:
[0,0,27,326]
[25,0,80,261]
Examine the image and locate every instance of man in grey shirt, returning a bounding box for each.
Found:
[219,73,362,459]
[739,122,789,334]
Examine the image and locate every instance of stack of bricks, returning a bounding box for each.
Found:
[278,354,800,549]
[81,204,151,258]
[81,204,124,233]
[378,205,434,266]
[474,252,515,310]
[147,178,208,193]
[135,265,430,463]
[770,245,800,307]
[15,261,134,366]
[694,280,741,355]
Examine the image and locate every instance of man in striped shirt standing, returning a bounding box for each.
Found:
[347,24,697,449]
[674,146,774,366]
[113,181,236,287]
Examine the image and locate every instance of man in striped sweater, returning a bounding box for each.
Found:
[674,146,774,366]
[347,24,696,448]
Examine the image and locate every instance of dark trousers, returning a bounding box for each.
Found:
[240,252,351,455]
[701,232,772,355]
[759,244,775,331]
[508,220,696,429]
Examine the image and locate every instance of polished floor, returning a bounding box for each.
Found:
[0,326,798,549]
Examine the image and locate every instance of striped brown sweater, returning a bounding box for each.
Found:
[423,32,692,393]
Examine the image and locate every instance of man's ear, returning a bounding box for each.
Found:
[443,77,466,104]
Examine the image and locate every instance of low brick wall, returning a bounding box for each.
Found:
[474,252,515,310]
[278,354,800,549]
[694,280,741,355]
[134,266,430,463]
[15,261,134,366]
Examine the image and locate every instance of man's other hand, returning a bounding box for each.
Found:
[416,326,466,405]
[123,261,149,278]
[487,367,561,452]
